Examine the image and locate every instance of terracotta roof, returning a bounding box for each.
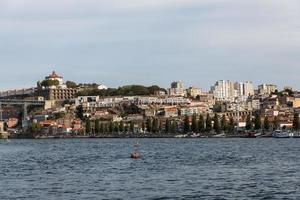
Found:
[46,71,62,79]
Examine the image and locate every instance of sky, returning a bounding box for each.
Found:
[0,0,299,91]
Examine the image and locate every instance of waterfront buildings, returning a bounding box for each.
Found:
[36,71,78,100]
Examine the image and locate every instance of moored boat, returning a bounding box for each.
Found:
[272,130,294,138]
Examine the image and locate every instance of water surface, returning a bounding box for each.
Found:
[1,138,300,199]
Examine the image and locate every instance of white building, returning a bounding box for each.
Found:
[258,84,277,95]
[211,80,236,101]
[168,81,185,97]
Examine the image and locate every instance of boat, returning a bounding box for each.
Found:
[272,130,294,138]
[130,140,141,159]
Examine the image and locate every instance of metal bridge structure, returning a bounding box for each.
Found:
[0,99,45,128]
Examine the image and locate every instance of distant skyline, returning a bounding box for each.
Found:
[0,0,299,90]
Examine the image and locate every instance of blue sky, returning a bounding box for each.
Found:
[0,0,299,90]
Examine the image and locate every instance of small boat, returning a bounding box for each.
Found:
[130,151,141,159]
[272,130,294,138]
[130,140,141,159]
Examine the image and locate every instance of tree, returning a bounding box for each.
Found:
[95,119,100,134]
[264,116,270,131]
[85,119,91,134]
[221,114,227,132]
[142,121,146,132]
[228,117,235,133]
[100,123,104,134]
[191,114,198,132]
[198,115,205,132]
[109,122,114,133]
[254,113,261,130]
[205,114,212,132]
[114,122,119,133]
[28,122,42,135]
[75,105,84,120]
[183,115,190,133]
[245,115,252,130]
[293,113,300,131]
[146,118,152,133]
[152,118,159,133]
[213,114,221,134]
[165,119,171,133]
[66,81,77,88]
[170,121,177,134]
[119,121,124,132]
[130,121,135,133]
[41,79,59,87]
[273,116,279,130]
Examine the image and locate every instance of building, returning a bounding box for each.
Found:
[211,80,236,101]
[37,71,78,100]
[168,81,185,97]
[187,87,202,98]
[258,84,277,95]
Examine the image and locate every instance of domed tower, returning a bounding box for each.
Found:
[45,71,64,86]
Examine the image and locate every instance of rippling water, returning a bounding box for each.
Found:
[1,138,300,200]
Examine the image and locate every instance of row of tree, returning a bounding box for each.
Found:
[76,85,166,97]
[245,113,300,131]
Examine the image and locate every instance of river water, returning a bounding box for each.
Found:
[0,138,300,200]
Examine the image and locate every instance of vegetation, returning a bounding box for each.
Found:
[183,115,190,133]
[213,114,220,134]
[75,85,166,97]
[41,79,59,87]
[191,114,198,132]
[28,122,42,135]
[205,114,212,132]
[66,81,77,88]
[264,116,270,131]
[245,115,252,130]
[293,113,300,131]
[254,113,261,130]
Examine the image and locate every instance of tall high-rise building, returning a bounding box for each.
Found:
[211,80,236,101]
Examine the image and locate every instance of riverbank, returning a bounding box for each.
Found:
[7,132,274,139]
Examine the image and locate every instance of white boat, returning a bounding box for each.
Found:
[272,130,294,138]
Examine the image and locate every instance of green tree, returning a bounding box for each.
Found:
[165,119,171,133]
[254,113,261,130]
[109,122,114,133]
[85,119,91,134]
[205,114,212,132]
[273,116,279,130]
[130,121,135,133]
[41,79,59,87]
[213,114,221,134]
[146,118,152,132]
[264,116,270,131]
[75,105,84,120]
[66,81,77,88]
[228,117,235,133]
[221,114,227,132]
[183,115,190,133]
[114,122,119,133]
[142,121,146,132]
[100,123,104,134]
[293,113,300,131]
[119,121,124,132]
[152,118,159,133]
[245,115,252,130]
[95,119,100,134]
[191,114,198,132]
[28,122,42,135]
[198,115,205,132]
[170,121,177,134]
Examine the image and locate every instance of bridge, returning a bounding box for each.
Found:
[0,99,45,128]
